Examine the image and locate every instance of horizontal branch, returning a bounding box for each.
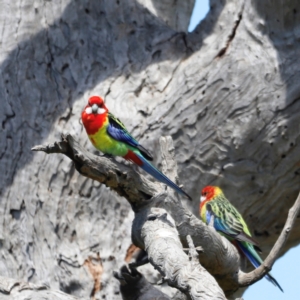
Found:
[32,134,160,209]
[238,191,300,286]
[33,134,242,294]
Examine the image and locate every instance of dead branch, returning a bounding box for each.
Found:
[33,134,242,295]
[32,134,299,297]
[32,134,160,208]
[32,134,241,296]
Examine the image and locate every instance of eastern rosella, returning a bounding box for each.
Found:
[81,96,191,200]
[199,186,283,292]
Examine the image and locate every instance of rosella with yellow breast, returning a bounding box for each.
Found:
[81,96,191,200]
[200,186,283,292]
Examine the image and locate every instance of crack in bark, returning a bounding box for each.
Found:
[215,4,244,58]
[182,33,193,55]
[134,78,146,97]
[1,110,16,130]
[159,59,184,93]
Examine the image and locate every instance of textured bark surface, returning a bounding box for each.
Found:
[31,135,300,297]
[139,207,226,299]
[0,0,300,299]
[33,134,241,296]
[31,134,297,297]
[114,265,172,300]
[0,275,78,300]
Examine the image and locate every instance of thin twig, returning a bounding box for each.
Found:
[186,235,199,263]
[238,191,300,286]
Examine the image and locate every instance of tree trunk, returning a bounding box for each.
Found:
[0,0,299,299]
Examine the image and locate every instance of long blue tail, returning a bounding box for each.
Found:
[237,241,283,292]
[133,152,191,200]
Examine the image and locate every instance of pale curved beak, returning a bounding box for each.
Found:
[200,196,206,202]
[91,104,99,113]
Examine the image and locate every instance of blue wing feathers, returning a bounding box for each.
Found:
[206,211,211,224]
[106,113,190,199]
[107,116,153,160]
[207,197,283,292]
[107,123,139,147]
[214,218,227,233]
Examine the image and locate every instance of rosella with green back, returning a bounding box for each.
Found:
[199,186,283,292]
[81,96,191,200]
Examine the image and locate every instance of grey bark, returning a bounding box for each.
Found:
[33,134,230,299]
[32,134,298,299]
[32,134,240,297]
[0,276,78,300]
[114,265,171,300]
[139,205,226,300]
[0,0,300,299]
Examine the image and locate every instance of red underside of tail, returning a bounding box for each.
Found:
[123,150,143,166]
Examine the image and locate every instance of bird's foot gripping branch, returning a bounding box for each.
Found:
[32,134,300,299]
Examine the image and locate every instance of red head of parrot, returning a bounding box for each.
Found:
[200,186,222,212]
[81,96,109,135]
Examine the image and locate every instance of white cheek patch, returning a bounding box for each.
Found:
[200,196,206,203]
[85,107,93,114]
[97,108,106,114]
